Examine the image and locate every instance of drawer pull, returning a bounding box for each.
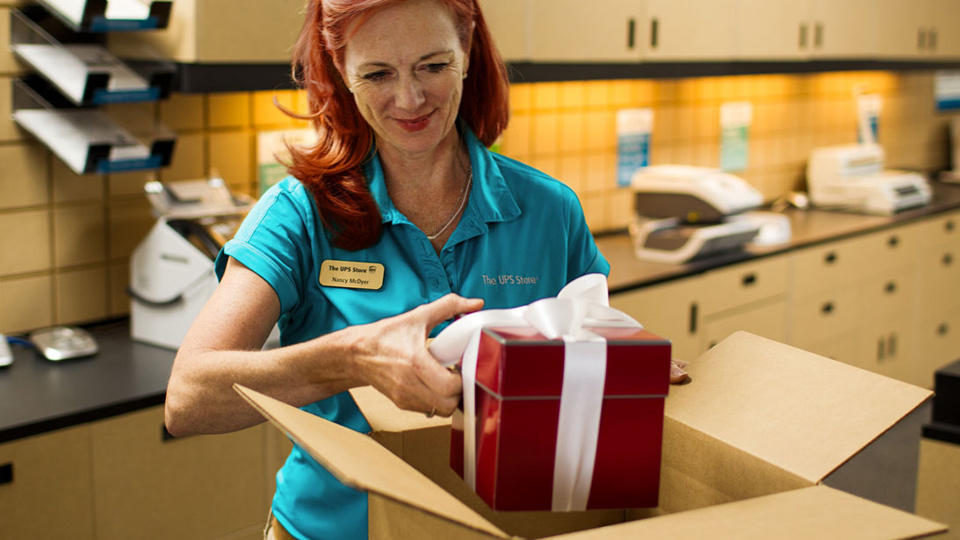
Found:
[741,273,757,286]
[887,235,899,248]
[626,18,636,49]
[0,463,12,485]
[821,302,834,314]
[938,323,949,336]
[877,338,885,361]
[884,281,897,294]
[946,220,955,232]
[689,303,698,334]
[888,333,897,357]
[650,17,659,48]
[824,251,837,264]
[944,253,954,266]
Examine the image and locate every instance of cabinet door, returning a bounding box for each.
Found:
[610,276,704,362]
[644,0,736,60]
[789,286,860,352]
[915,243,960,314]
[858,316,917,386]
[931,0,960,58]
[733,0,811,60]
[858,265,915,330]
[701,299,787,350]
[91,406,268,540]
[872,0,934,58]
[913,308,960,389]
[807,0,880,58]
[478,0,529,62]
[527,0,644,62]
[0,425,95,540]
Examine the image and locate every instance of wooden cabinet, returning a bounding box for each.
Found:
[90,406,268,540]
[643,0,736,61]
[701,299,787,350]
[478,0,529,62]
[733,0,812,60]
[526,0,644,62]
[931,0,960,58]
[610,275,703,362]
[0,425,95,540]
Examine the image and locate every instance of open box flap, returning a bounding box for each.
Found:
[234,385,505,538]
[666,332,933,484]
[349,385,451,433]
[547,485,947,539]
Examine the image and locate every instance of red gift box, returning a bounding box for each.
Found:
[450,325,671,511]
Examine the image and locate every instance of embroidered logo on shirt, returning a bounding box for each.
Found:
[481,274,539,286]
[319,260,385,290]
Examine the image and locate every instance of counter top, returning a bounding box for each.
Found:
[600,180,960,293]
[0,319,175,444]
[3,181,960,444]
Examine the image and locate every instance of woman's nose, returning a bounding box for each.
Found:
[394,75,426,111]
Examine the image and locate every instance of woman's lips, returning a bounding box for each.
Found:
[395,112,433,132]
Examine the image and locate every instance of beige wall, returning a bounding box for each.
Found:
[0,66,957,333]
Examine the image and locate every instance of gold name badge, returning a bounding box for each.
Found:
[319,260,385,290]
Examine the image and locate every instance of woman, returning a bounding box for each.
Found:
[164,0,609,538]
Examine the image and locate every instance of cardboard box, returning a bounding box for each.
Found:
[236,332,948,539]
[107,0,305,63]
[449,326,669,511]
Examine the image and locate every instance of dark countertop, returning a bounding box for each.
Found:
[600,180,960,293]
[3,181,960,444]
[0,319,175,444]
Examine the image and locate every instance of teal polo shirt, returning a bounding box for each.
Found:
[215,127,609,539]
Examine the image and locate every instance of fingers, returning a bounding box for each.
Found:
[415,294,484,331]
[670,359,691,385]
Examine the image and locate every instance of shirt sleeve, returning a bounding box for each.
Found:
[564,190,611,282]
[214,182,311,315]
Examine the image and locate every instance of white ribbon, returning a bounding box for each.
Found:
[429,274,642,511]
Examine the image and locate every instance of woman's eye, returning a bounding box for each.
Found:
[424,63,450,73]
[362,71,390,82]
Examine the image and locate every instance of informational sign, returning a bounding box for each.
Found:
[720,101,752,172]
[256,128,317,194]
[935,71,960,112]
[856,93,882,144]
[616,108,653,187]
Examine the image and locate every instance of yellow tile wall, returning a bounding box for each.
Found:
[0,70,958,333]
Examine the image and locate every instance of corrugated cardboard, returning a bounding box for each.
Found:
[235,331,948,539]
[107,0,305,63]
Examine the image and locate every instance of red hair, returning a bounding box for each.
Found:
[284,0,510,250]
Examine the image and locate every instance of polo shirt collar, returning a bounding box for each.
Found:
[363,123,521,227]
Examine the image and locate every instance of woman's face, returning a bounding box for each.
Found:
[342,0,468,158]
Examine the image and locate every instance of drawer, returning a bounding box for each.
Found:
[698,256,788,317]
[0,425,95,539]
[913,308,960,383]
[701,299,786,350]
[915,243,960,312]
[858,265,915,327]
[790,236,872,296]
[857,225,925,271]
[916,210,960,248]
[804,334,862,369]
[91,406,268,540]
[790,287,860,351]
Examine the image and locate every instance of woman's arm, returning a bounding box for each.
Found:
[164,257,481,436]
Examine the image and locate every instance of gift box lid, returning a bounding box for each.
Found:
[476,327,670,399]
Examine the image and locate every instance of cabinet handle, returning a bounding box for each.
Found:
[627,18,636,50]
[888,333,897,357]
[938,322,949,336]
[887,235,899,248]
[799,23,808,49]
[918,28,927,50]
[689,302,698,334]
[650,17,659,49]
[946,220,955,232]
[741,273,757,287]
[944,253,953,266]
[824,251,837,264]
[884,281,897,294]
[821,301,834,315]
[814,22,823,48]
[877,338,885,361]
[930,28,938,51]
[0,463,12,485]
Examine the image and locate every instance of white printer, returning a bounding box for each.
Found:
[129,179,278,350]
[628,165,784,264]
[807,144,931,215]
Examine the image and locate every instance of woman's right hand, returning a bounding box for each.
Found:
[342,294,484,417]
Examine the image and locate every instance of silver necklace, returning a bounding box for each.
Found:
[425,162,472,240]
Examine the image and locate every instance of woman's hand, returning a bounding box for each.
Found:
[345,294,484,417]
